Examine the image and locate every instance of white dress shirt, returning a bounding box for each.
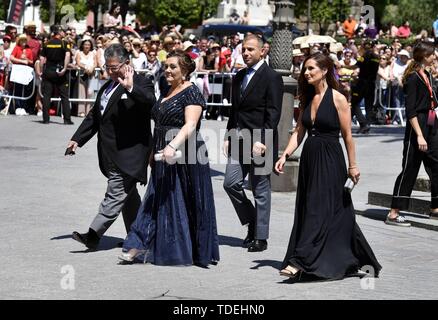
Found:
[100,81,120,114]
[241,59,264,92]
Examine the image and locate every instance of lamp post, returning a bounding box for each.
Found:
[270,0,300,192]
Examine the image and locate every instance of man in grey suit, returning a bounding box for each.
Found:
[223,34,284,252]
[67,44,156,250]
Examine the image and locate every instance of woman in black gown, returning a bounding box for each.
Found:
[118,50,220,267]
[275,53,381,280]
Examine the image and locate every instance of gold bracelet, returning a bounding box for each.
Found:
[348,166,357,169]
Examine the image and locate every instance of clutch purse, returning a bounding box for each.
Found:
[344,177,355,193]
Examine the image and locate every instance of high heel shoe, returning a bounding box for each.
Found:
[118,248,145,262]
[279,265,302,280]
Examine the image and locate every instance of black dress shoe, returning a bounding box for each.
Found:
[242,223,255,247]
[64,119,74,125]
[247,239,267,252]
[72,228,99,250]
[242,235,254,247]
[41,120,49,124]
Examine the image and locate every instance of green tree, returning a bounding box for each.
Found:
[135,0,221,29]
[40,0,89,24]
[1,0,10,21]
[295,0,350,33]
[381,0,438,33]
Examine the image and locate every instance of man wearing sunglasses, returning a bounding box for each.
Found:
[67,44,156,250]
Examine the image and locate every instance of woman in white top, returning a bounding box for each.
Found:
[376,55,391,113]
[75,39,97,117]
[389,50,410,123]
[103,4,122,31]
[131,39,147,71]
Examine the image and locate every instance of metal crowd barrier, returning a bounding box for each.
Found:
[373,81,406,126]
[194,71,235,108]
[0,63,37,115]
[0,63,36,101]
[0,65,241,120]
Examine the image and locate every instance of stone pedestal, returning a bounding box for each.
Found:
[271,76,299,192]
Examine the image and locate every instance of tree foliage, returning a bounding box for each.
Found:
[40,0,89,24]
[135,0,221,28]
[294,0,350,32]
[1,0,10,21]
[381,0,438,33]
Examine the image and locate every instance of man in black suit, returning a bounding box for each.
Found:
[67,44,156,250]
[223,34,284,252]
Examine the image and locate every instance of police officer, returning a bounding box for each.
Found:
[40,25,73,124]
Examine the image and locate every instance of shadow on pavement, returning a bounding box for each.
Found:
[278,272,364,285]
[250,259,282,270]
[218,235,243,247]
[51,234,124,253]
[210,168,224,177]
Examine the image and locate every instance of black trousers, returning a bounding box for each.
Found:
[41,78,71,122]
[391,126,438,209]
[351,79,375,127]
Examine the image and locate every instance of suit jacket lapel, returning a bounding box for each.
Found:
[240,62,266,103]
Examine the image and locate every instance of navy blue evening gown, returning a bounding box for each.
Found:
[123,84,220,266]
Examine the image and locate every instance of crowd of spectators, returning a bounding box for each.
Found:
[1,4,438,125]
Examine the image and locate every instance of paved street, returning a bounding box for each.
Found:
[1,115,438,300]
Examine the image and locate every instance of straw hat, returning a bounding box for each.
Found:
[183,40,194,51]
[131,38,142,45]
[292,49,304,56]
[24,21,36,28]
[150,34,160,42]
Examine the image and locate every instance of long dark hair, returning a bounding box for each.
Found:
[402,41,435,84]
[109,3,120,16]
[298,52,339,109]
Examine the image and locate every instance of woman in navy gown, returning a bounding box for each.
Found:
[275,53,381,280]
[119,50,220,267]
